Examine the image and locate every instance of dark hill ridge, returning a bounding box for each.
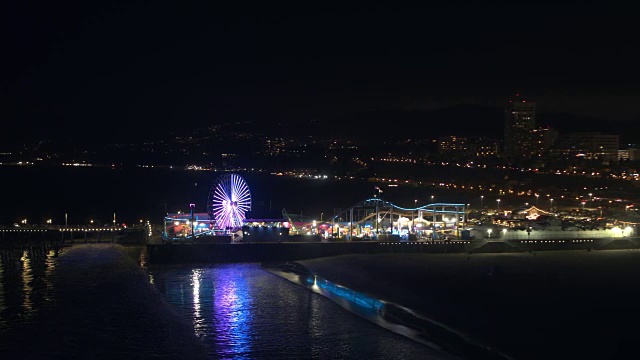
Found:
[152,104,638,145]
[312,105,638,143]
[316,104,505,140]
[537,112,640,143]
[171,104,506,141]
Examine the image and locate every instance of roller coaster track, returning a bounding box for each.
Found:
[281,208,298,233]
[330,198,467,224]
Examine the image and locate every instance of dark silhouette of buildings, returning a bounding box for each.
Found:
[504,94,536,159]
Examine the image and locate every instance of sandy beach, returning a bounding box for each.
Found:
[299,250,640,359]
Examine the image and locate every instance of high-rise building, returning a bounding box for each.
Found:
[530,127,559,158]
[504,94,536,159]
[551,132,620,162]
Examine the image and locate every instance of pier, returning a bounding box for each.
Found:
[146,236,640,264]
[0,225,148,247]
[150,186,640,264]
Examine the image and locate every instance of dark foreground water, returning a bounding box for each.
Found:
[0,244,451,359]
[149,262,456,359]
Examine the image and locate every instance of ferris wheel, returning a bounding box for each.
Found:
[207,173,252,230]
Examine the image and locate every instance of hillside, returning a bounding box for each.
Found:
[314,104,505,141]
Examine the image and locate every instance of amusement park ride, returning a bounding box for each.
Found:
[162,173,469,242]
[326,198,468,240]
[163,173,253,241]
[162,173,467,242]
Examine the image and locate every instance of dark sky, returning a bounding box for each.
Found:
[2,1,640,143]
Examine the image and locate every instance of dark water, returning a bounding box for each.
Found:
[148,262,455,359]
[0,166,474,226]
[4,163,639,227]
[0,244,452,359]
[1,166,373,225]
[263,264,509,360]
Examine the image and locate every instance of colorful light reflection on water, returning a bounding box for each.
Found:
[162,265,256,358]
[151,263,449,359]
[212,268,253,358]
[305,275,384,314]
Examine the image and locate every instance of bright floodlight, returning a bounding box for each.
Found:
[207,173,252,230]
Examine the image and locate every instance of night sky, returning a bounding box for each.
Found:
[2,1,640,144]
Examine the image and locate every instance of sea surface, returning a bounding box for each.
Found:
[0,244,455,359]
[0,165,481,226]
[4,163,636,227]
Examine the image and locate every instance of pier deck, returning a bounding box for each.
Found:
[146,237,640,264]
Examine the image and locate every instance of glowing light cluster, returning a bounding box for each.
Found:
[207,173,251,230]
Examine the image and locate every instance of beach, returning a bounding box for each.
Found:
[299,250,640,359]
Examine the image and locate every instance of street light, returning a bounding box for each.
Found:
[480,195,484,208]
[487,228,493,239]
[550,198,554,211]
[535,194,539,206]
[496,199,501,211]
[431,195,434,203]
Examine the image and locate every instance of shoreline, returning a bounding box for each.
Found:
[262,261,510,360]
[294,250,640,359]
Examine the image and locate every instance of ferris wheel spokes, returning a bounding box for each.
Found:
[207,173,252,232]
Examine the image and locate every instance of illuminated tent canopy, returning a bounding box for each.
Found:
[511,206,553,220]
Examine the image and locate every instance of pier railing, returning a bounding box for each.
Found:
[1,225,148,245]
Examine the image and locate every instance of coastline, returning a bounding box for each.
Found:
[263,261,511,360]
[293,250,640,359]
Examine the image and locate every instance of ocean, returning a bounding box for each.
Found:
[0,165,478,227]
[0,244,455,359]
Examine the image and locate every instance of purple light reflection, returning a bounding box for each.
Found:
[212,270,253,357]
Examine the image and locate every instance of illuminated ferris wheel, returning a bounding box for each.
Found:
[207,173,252,230]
